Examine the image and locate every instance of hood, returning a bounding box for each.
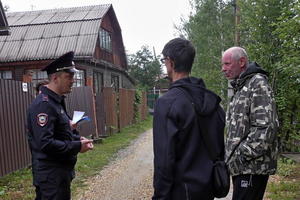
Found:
[231,62,268,89]
[240,62,267,79]
[170,77,221,116]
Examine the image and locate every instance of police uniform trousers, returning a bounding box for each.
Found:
[34,167,74,200]
[232,174,269,200]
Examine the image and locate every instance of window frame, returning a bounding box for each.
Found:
[30,69,86,87]
[31,69,48,86]
[111,74,119,92]
[93,71,104,94]
[0,70,13,79]
[73,69,85,87]
[99,28,112,52]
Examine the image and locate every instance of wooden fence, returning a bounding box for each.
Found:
[94,92,106,137]
[119,88,135,129]
[103,87,118,135]
[0,80,34,177]
[0,80,148,177]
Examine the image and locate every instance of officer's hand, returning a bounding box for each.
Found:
[70,120,78,130]
[80,136,87,140]
[80,139,94,153]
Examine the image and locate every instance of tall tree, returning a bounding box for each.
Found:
[238,0,299,151]
[239,0,290,72]
[179,0,300,151]
[272,0,300,151]
[182,0,235,100]
[127,46,163,90]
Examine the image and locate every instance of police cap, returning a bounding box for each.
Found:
[41,51,78,75]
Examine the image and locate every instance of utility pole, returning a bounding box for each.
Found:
[153,46,157,60]
[224,0,240,100]
[233,0,240,46]
[30,4,36,11]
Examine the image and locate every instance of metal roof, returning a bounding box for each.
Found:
[0,4,111,62]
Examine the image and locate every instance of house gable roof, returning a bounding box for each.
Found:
[0,4,111,62]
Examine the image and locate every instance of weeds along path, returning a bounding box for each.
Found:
[76,129,154,200]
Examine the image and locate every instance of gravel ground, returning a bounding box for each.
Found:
[76,129,154,200]
[75,128,233,200]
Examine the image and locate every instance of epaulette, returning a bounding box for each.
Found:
[42,94,49,102]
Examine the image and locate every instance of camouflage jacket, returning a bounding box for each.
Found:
[225,62,279,176]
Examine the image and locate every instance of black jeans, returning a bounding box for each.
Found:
[232,174,269,200]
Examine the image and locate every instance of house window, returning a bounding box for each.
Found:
[31,70,48,86]
[0,70,12,79]
[31,69,85,87]
[73,70,85,87]
[99,28,112,52]
[93,72,103,94]
[111,74,119,92]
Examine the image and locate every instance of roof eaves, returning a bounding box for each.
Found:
[90,59,136,85]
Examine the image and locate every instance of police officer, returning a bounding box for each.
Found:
[27,51,93,200]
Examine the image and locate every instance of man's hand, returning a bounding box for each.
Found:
[70,120,78,130]
[80,139,94,153]
[80,136,87,140]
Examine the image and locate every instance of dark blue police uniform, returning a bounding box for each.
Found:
[27,86,81,200]
[27,51,81,200]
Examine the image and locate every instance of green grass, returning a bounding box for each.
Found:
[266,158,300,200]
[0,117,152,200]
[0,169,35,200]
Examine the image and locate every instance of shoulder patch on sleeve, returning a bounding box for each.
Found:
[37,113,48,127]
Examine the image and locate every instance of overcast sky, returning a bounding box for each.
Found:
[2,0,192,55]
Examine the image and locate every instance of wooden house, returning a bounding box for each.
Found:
[0,4,135,92]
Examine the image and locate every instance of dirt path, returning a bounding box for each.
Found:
[75,128,233,200]
[76,129,154,200]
